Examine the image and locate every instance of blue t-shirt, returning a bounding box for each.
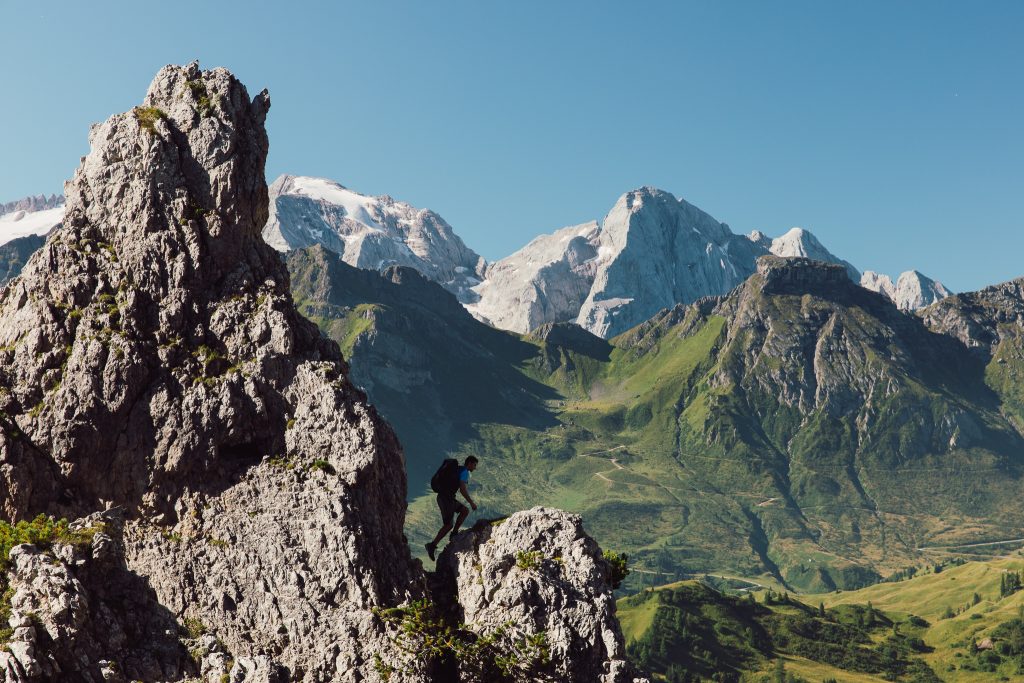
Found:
[459,466,470,485]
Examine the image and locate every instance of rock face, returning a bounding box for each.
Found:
[0,511,193,682]
[469,189,861,339]
[0,62,637,683]
[436,508,640,683]
[921,277,1024,356]
[263,175,484,302]
[861,269,951,310]
[0,62,419,681]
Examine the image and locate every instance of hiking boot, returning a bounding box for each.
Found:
[425,542,437,561]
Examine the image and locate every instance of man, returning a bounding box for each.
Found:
[426,455,478,561]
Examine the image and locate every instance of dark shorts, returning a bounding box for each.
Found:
[437,494,467,526]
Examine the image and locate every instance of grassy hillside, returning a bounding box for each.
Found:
[289,249,1024,592]
[618,579,942,682]
[810,557,1024,681]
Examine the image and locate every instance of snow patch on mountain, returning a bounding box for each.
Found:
[0,206,63,247]
[262,175,483,302]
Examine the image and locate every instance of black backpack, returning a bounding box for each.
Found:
[430,458,461,495]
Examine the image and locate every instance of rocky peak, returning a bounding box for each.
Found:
[263,174,484,302]
[0,62,639,682]
[921,276,1024,356]
[469,189,869,340]
[0,194,64,217]
[861,269,952,311]
[0,62,422,680]
[767,227,860,281]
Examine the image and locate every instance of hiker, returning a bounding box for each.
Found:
[425,455,478,561]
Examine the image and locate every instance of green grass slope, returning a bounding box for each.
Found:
[288,249,1024,593]
[618,579,941,682]
[809,557,1024,681]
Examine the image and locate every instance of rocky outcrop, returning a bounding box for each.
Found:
[861,269,951,310]
[0,510,195,683]
[0,62,421,681]
[0,62,637,683]
[920,277,1024,356]
[436,508,643,683]
[263,175,484,302]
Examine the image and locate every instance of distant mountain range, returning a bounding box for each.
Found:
[262,177,954,336]
[3,179,953,323]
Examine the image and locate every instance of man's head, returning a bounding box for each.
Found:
[465,455,479,472]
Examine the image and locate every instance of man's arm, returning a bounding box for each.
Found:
[459,482,477,510]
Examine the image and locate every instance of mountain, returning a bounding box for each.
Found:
[262,174,484,302]
[861,269,952,310]
[753,226,860,281]
[0,201,64,286]
[0,62,636,683]
[294,248,1024,594]
[286,244,560,486]
[468,188,861,339]
[0,193,63,216]
[920,276,1024,430]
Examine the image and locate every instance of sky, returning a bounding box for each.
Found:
[1,0,1021,292]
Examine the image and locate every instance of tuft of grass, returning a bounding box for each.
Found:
[310,459,336,475]
[182,616,206,639]
[185,79,215,117]
[516,551,542,571]
[134,106,166,135]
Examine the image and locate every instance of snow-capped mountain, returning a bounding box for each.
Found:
[0,197,64,247]
[262,175,483,301]
[469,187,861,338]
[751,227,860,282]
[861,270,951,310]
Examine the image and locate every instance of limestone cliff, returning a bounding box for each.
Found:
[0,63,639,683]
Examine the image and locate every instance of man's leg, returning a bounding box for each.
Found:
[430,522,453,546]
[450,504,469,538]
[427,495,456,559]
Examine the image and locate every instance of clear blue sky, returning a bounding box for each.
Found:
[2,1,1021,292]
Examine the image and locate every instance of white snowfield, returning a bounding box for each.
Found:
[0,207,63,247]
[262,175,483,302]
